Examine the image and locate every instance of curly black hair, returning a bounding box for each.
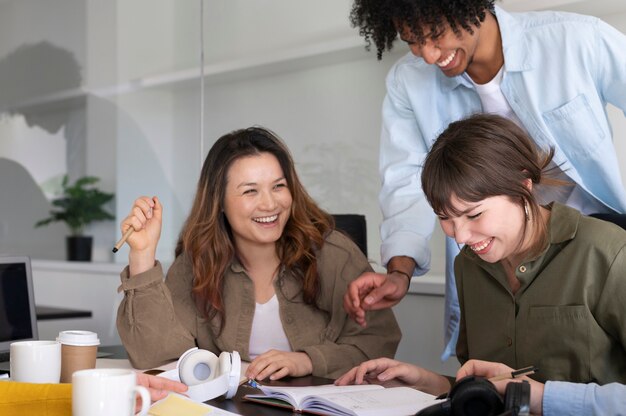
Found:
[350,0,495,60]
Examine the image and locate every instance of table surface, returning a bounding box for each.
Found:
[97,346,335,415]
[207,375,333,415]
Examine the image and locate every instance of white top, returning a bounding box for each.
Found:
[467,67,606,215]
[248,294,292,359]
[467,66,521,124]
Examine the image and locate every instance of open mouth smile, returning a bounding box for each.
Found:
[253,214,278,223]
[470,237,493,253]
[437,50,456,68]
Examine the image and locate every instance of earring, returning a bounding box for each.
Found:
[524,201,530,221]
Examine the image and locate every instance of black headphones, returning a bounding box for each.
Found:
[416,376,530,416]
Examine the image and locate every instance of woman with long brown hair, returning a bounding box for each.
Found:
[117,126,400,380]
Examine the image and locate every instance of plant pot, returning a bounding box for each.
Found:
[66,236,93,261]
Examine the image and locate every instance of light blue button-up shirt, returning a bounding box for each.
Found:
[378,6,626,360]
[543,381,626,416]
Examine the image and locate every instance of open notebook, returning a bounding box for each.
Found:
[244,383,443,416]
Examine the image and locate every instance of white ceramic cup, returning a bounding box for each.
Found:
[72,368,150,416]
[10,340,61,383]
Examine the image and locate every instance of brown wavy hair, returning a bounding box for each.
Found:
[175,127,333,325]
[421,114,563,259]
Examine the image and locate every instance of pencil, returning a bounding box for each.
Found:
[112,228,134,253]
[240,378,261,388]
[488,366,537,382]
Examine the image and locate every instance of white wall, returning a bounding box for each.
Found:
[108,1,626,271]
[1,1,624,270]
[32,260,123,346]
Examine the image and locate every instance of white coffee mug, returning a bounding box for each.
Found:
[72,368,150,416]
[10,340,61,383]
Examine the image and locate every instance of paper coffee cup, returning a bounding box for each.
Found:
[57,330,100,383]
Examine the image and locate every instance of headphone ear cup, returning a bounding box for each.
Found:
[178,349,219,386]
[221,351,241,399]
[414,400,452,416]
[218,351,231,376]
[450,376,504,416]
[503,381,531,416]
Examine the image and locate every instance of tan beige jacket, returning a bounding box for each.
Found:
[117,231,401,378]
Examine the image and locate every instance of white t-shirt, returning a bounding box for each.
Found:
[466,68,607,215]
[248,293,292,359]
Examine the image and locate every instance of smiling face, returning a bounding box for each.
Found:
[396,11,502,83]
[223,152,292,252]
[438,194,528,264]
[399,22,481,77]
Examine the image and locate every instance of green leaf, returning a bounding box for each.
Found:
[34,175,115,236]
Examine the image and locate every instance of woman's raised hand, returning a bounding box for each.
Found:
[121,196,162,275]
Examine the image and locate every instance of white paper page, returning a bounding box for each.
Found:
[306,386,442,416]
[256,384,383,408]
[149,393,240,416]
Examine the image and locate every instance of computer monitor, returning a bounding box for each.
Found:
[0,256,39,354]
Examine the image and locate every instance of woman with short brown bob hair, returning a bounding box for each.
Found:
[422,113,626,385]
[337,114,626,395]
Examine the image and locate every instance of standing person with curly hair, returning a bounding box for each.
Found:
[344,0,626,361]
[116,127,400,380]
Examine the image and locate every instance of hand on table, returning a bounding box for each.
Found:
[135,372,188,411]
[334,357,419,385]
[246,350,313,381]
[335,357,450,396]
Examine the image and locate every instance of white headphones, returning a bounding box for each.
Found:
[159,347,241,401]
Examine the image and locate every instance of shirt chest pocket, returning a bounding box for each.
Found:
[542,94,606,158]
[524,305,591,383]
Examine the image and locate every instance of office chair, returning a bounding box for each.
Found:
[589,213,626,230]
[332,214,368,257]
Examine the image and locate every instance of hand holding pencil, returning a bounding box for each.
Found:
[488,365,537,382]
[456,359,544,415]
[112,227,134,253]
[114,196,162,274]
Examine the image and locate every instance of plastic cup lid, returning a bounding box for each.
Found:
[56,330,100,346]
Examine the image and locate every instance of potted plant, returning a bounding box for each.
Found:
[35,175,115,261]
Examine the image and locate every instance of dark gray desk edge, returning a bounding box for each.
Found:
[35,305,93,320]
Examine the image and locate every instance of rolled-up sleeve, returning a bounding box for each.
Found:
[116,259,197,369]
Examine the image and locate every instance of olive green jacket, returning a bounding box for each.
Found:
[117,231,401,378]
[456,203,626,384]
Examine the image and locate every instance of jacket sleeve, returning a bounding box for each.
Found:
[543,381,626,416]
[594,243,626,355]
[301,233,402,379]
[454,255,469,365]
[116,258,200,369]
[594,19,626,116]
[379,62,438,273]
